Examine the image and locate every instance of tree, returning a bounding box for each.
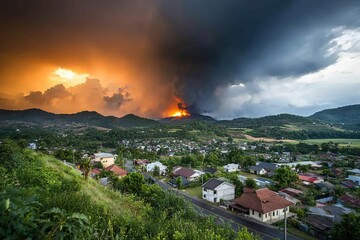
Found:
[153,165,160,177]
[81,158,92,181]
[273,166,298,188]
[245,178,257,189]
[116,172,145,193]
[176,176,183,189]
[242,156,256,170]
[331,213,360,239]
[230,175,244,197]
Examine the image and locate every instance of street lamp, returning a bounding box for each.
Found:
[284,207,287,240]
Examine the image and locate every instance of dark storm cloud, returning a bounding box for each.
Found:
[155,0,360,113]
[103,88,131,110]
[1,0,359,117]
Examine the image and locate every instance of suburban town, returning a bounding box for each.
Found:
[1,1,360,239]
[35,134,359,240]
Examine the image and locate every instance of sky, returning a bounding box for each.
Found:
[1,0,360,119]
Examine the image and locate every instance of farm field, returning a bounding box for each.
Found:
[302,138,360,148]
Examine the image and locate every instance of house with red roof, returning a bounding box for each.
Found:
[105,164,128,178]
[298,174,324,185]
[230,188,294,223]
[90,168,101,178]
[173,167,199,181]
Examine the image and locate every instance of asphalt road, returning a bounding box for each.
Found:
[142,172,302,240]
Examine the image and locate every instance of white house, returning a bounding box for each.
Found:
[249,165,267,175]
[231,188,293,223]
[223,163,239,172]
[348,175,360,186]
[202,179,235,203]
[93,152,115,168]
[28,143,37,150]
[146,161,167,175]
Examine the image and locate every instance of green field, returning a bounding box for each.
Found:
[183,186,202,199]
[302,138,360,147]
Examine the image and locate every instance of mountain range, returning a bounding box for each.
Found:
[0,104,359,130]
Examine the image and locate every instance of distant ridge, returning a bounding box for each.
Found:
[0,109,159,128]
[309,104,360,125]
[1,104,359,129]
[160,113,216,123]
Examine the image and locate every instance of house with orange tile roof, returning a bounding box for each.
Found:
[230,188,294,223]
[105,164,128,178]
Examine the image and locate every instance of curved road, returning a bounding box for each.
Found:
[142,172,301,240]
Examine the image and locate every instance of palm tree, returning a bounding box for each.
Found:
[81,157,92,180]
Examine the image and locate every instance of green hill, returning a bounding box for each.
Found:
[0,140,256,239]
[218,113,313,128]
[310,104,360,125]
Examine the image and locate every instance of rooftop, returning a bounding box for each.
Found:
[234,188,293,214]
[202,178,234,190]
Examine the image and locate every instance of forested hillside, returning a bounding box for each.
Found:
[310,104,360,125]
[0,141,256,239]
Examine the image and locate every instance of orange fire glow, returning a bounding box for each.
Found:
[167,97,191,117]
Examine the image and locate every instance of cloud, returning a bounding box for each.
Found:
[103,88,131,110]
[0,78,131,115]
[1,1,360,117]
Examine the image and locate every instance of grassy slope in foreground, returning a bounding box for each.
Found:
[0,143,256,240]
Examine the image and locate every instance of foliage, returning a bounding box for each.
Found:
[153,165,160,176]
[80,157,92,181]
[273,166,298,189]
[229,175,244,197]
[244,178,257,189]
[176,176,183,189]
[331,213,360,239]
[0,138,262,240]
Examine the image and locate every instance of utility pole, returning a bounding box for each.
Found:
[284,208,287,240]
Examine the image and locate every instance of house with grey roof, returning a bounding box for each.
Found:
[202,179,235,203]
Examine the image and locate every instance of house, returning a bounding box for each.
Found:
[203,167,218,175]
[230,188,293,223]
[304,215,334,239]
[223,163,239,172]
[250,162,278,176]
[168,176,190,187]
[134,159,149,166]
[347,168,360,174]
[93,152,115,168]
[341,180,357,188]
[249,165,267,175]
[90,168,101,178]
[28,143,37,150]
[202,179,235,203]
[330,168,343,178]
[173,167,199,181]
[347,175,360,186]
[315,182,335,193]
[146,161,167,175]
[339,193,360,208]
[279,188,303,197]
[298,174,324,185]
[105,164,127,178]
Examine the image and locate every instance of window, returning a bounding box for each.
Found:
[252,210,254,215]
[273,211,275,216]
[259,213,261,218]
[214,190,217,194]
[203,194,206,198]
[214,198,217,202]
[277,210,278,216]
